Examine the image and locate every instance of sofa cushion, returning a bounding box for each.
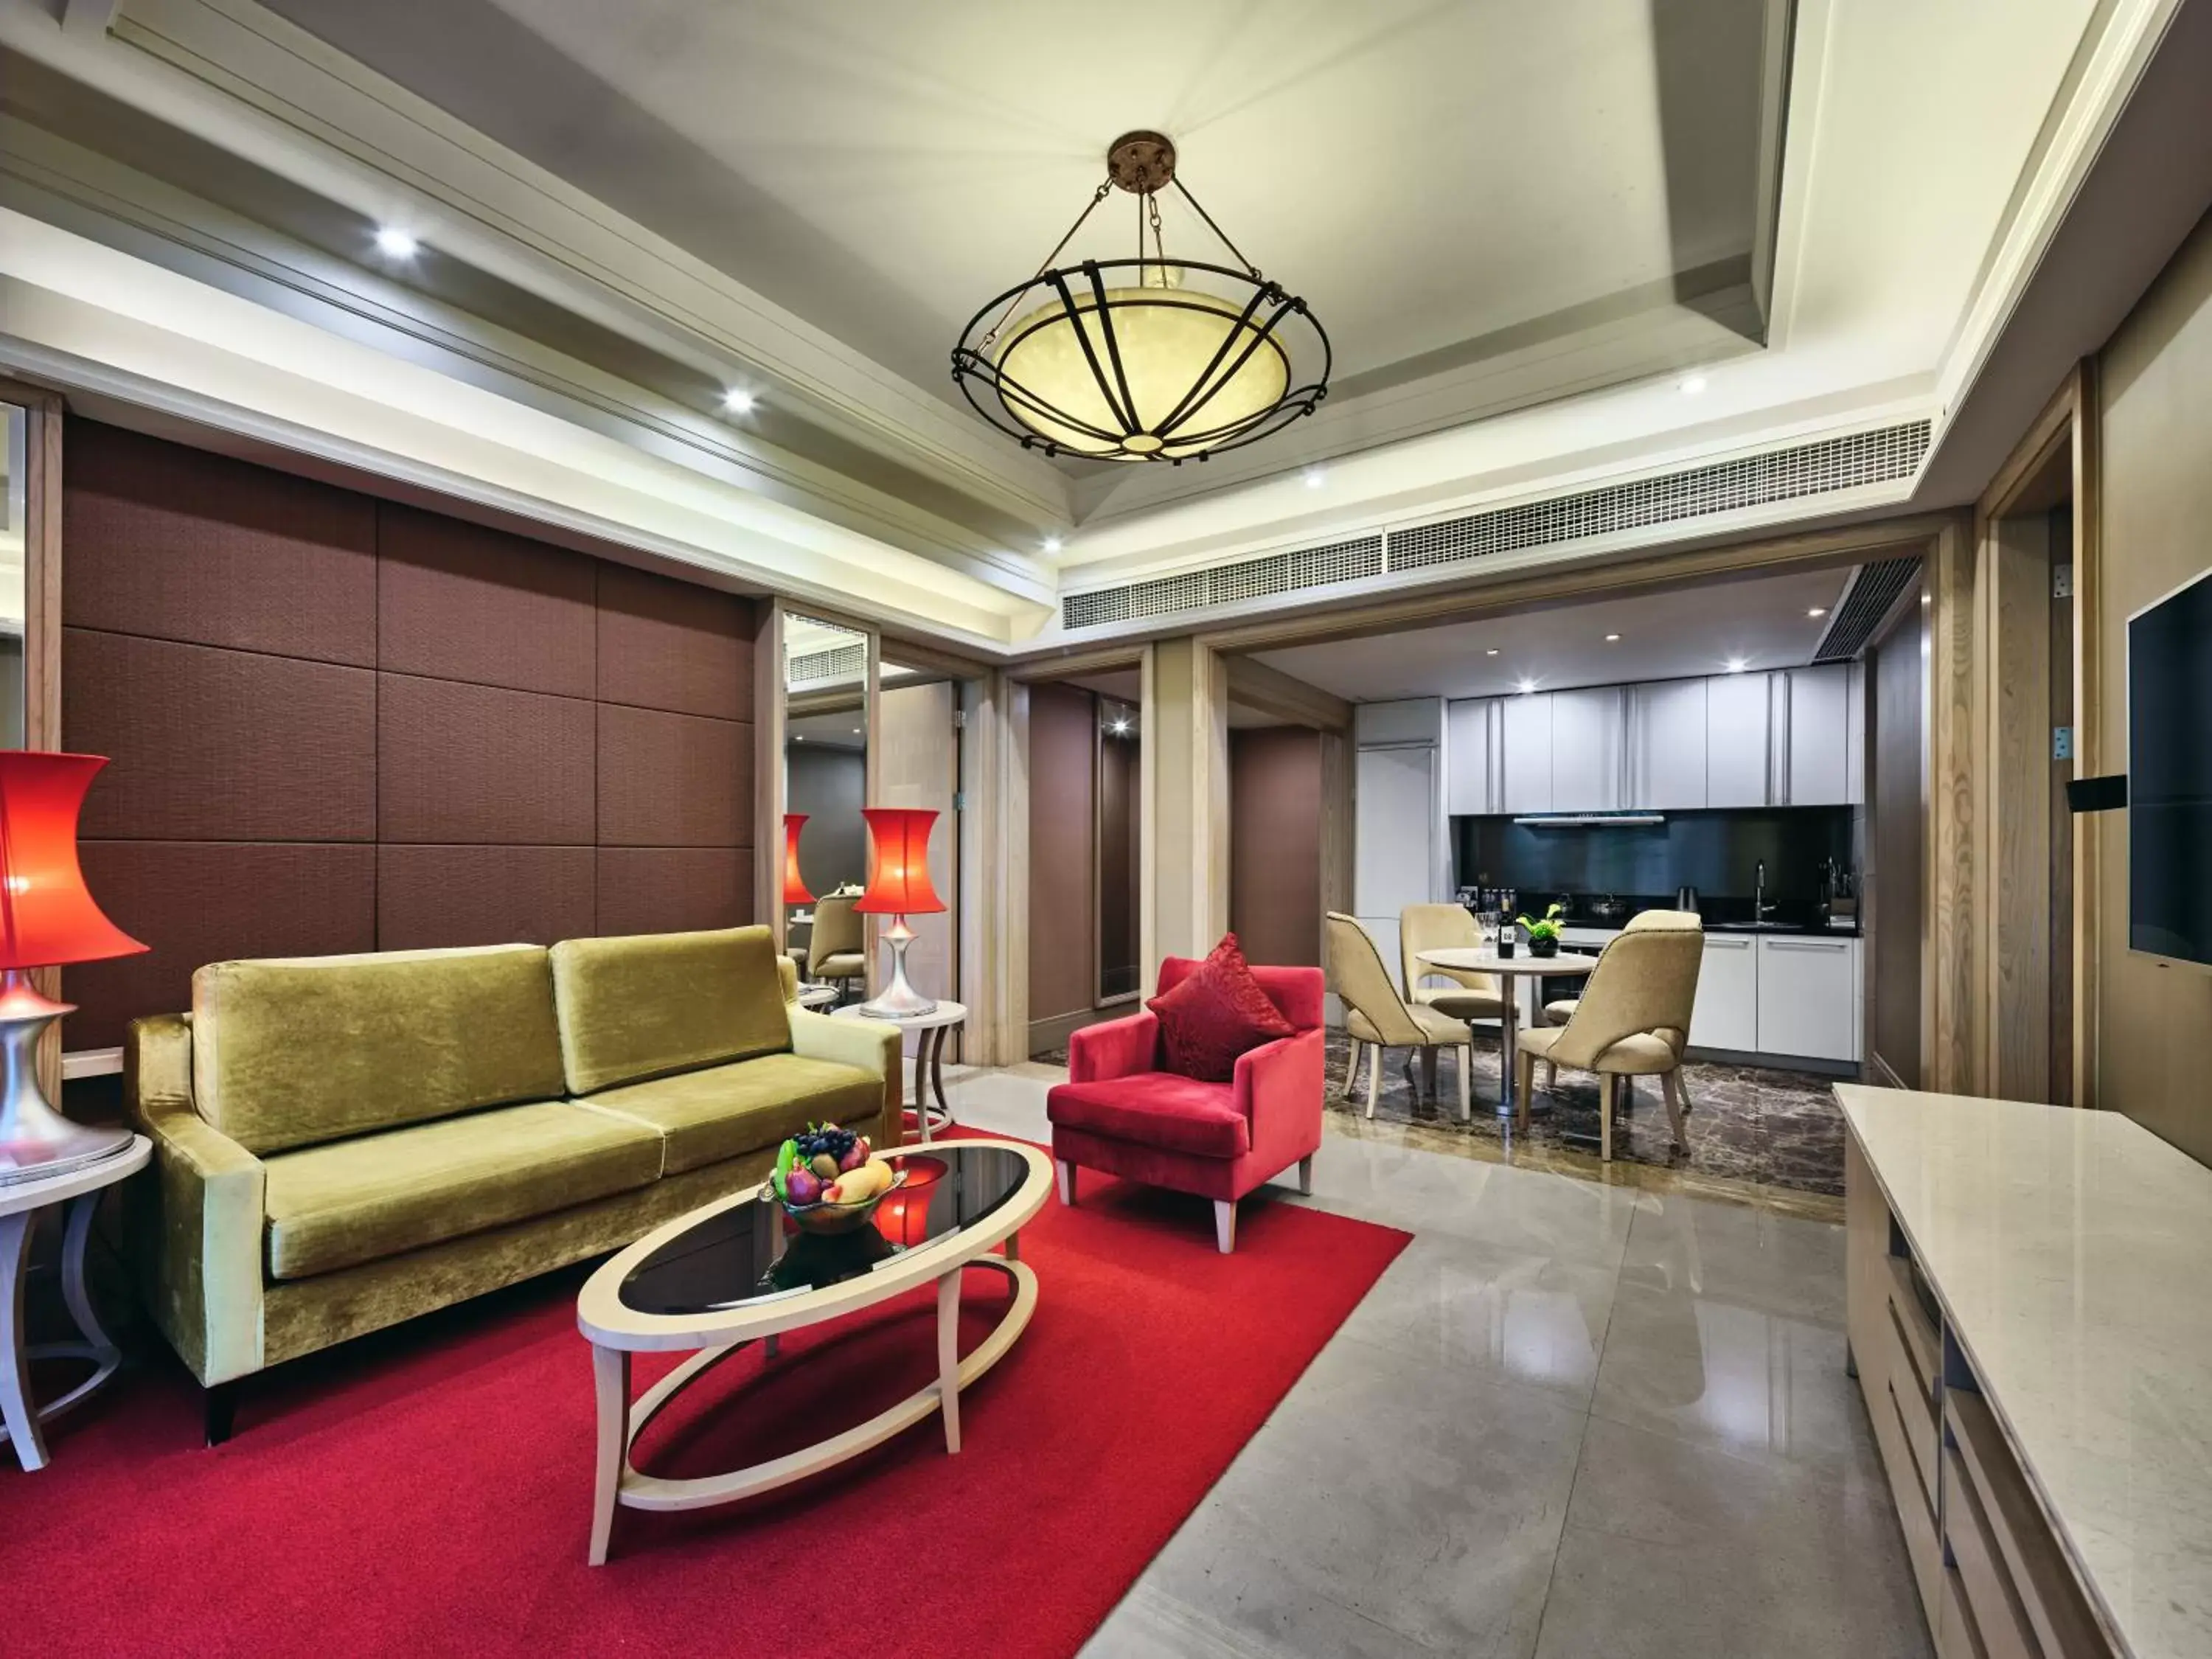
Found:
[549,927,791,1096]
[1146,933,1295,1082]
[262,1100,664,1281]
[1046,1073,1251,1159]
[193,945,568,1155]
[581,1053,883,1175]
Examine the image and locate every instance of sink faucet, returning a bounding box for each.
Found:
[1754,859,1776,922]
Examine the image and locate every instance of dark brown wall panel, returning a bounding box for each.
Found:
[378,674,596,844]
[595,563,751,718]
[66,843,377,1050]
[1229,727,1324,968]
[596,847,749,937]
[66,628,376,842]
[378,504,597,697]
[1027,683,1097,1020]
[378,845,595,950]
[597,704,750,847]
[63,421,375,664]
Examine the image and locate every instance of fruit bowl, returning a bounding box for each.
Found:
[773,1166,909,1234]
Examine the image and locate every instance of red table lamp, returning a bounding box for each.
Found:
[0,753,147,1186]
[853,807,944,1018]
[781,813,814,907]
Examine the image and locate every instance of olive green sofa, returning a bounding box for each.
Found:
[123,925,898,1436]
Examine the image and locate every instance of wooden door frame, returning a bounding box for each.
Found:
[3,376,65,1096]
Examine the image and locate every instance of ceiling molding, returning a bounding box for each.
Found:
[0,0,1074,523]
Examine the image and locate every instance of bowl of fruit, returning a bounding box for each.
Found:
[766,1124,905,1234]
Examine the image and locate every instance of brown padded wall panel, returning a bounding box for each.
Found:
[377,504,597,698]
[377,845,596,950]
[63,421,376,665]
[66,629,376,843]
[66,842,377,1051]
[376,674,596,845]
[596,703,751,848]
[595,847,751,938]
[595,563,751,718]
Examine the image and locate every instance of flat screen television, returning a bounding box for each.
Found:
[2129,566,2212,965]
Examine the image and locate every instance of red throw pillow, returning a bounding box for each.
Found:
[1147,933,1296,1082]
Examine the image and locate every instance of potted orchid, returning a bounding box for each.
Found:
[1515,901,1566,959]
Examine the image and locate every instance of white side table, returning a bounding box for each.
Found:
[832,1001,967,1144]
[793,983,839,1010]
[2,1134,151,1471]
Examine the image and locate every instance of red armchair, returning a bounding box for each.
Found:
[1046,958,1326,1252]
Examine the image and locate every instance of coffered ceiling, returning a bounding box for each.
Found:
[0,0,2200,655]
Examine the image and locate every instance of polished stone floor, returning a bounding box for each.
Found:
[932,1061,1929,1659]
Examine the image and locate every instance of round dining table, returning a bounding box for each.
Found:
[1413,947,1599,1116]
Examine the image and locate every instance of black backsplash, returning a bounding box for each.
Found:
[1455,807,1854,910]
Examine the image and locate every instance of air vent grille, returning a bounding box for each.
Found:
[1058,420,1930,630]
[1062,535,1382,631]
[788,642,866,686]
[1813,555,1921,662]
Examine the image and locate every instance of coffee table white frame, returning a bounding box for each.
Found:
[2,1133,151,1471]
[1413,949,1597,1116]
[574,1137,1051,1565]
[831,999,966,1144]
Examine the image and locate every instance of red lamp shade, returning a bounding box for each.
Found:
[854,807,944,916]
[781,813,814,906]
[0,752,147,970]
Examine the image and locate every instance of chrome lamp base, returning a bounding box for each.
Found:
[0,970,132,1188]
[857,917,937,1020]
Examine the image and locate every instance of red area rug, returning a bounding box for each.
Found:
[10,1165,1406,1658]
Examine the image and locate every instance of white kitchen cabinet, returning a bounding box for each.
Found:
[1627,678,1708,809]
[1689,934,1759,1051]
[1500,693,1554,814]
[1784,664,1851,806]
[1550,686,1624,812]
[1754,934,1860,1060]
[1445,698,1502,815]
[1705,671,1773,807]
[1354,742,1439,991]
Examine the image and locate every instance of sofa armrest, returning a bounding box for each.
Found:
[124,1015,266,1387]
[1234,1027,1326,1172]
[1068,1011,1160,1084]
[788,1008,904,1150]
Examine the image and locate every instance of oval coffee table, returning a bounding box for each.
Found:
[1413,947,1598,1117]
[575,1137,1051,1563]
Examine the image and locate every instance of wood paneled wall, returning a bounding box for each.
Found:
[1228,726,1323,969]
[1025,681,1097,1030]
[62,421,756,1051]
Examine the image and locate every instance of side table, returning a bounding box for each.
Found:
[832,1000,967,1144]
[2,1133,151,1470]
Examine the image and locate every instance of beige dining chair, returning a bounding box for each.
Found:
[1326,912,1475,1121]
[1512,922,1703,1161]
[806,892,868,1001]
[1539,908,1702,1091]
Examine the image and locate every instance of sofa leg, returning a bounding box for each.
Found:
[204,1381,239,1448]
[1296,1155,1315,1196]
[1214,1199,1237,1255]
[1055,1158,1077,1206]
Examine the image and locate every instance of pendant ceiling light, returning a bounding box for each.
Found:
[951,131,1330,465]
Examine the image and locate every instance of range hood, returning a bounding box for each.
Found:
[1511,813,1667,828]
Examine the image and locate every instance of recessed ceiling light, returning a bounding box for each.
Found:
[1302,467,1326,489]
[793,734,806,741]
[851,728,861,735]
[721,388,757,415]
[1604,633,1621,642]
[1111,718,1130,735]
[1808,607,1827,618]
[1516,677,1538,695]
[373,226,419,259]
[1724,657,1748,673]
[1042,534,1063,554]
[1485,648,1500,657]
[1677,373,1708,395]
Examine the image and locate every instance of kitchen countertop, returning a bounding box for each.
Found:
[1837,1085,2212,1659]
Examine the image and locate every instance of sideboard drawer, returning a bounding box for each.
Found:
[1942,1443,2039,1659]
[1947,1391,2109,1658]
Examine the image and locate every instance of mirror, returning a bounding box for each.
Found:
[1,403,26,747]
[783,615,869,999]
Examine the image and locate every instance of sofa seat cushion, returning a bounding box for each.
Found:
[1046,1073,1251,1159]
[263,1101,665,1281]
[582,1053,883,1176]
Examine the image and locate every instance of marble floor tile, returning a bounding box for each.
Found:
[1618,1189,1849,1325]
[1534,1416,1930,1659]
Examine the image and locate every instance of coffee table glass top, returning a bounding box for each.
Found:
[618,1143,1032,1318]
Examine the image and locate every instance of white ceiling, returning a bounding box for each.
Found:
[1251,563,1857,701]
[786,708,866,750]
